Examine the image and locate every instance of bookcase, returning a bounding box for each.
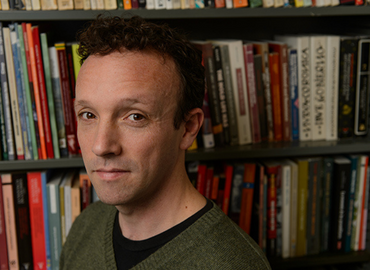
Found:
[2,6,370,270]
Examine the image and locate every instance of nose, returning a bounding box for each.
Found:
[91,120,122,157]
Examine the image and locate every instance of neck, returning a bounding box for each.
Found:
[115,168,206,241]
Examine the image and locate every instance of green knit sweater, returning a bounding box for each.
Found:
[60,201,271,270]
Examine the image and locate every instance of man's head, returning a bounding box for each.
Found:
[77,15,205,129]
[75,16,205,207]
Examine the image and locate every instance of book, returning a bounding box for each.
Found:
[325,35,340,141]
[239,163,256,234]
[31,0,41,9]
[338,37,359,139]
[310,36,327,141]
[360,161,370,250]
[0,177,9,270]
[32,26,54,159]
[104,0,117,8]
[46,170,64,270]
[204,165,214,199]
[243,43,261,144]
[11,172,33,270]
[233,0,247,7]
[321,157,334,253]
[79,168,92,211]
[28,170,51,270]
[354,39,370,136]
[57,0,73,9]
[60,169,76,238]
[41,0,57,9]
[3,27,25,160]
[26,23,47,160]
[9,27,32,160]
[211,40,252,145]
[218,44,239,146]
[55,42,77,156]
[193,41,224,146]
[269,52,283,142]
[201,90,215,149]
[49,46,68,158]
[221,164,233,215]
[331,156,352,252]
[288,49,299,141]
[269,41,291,142]
[73,0,84,8]
[253,42,274,142]
[275,35,312,141]
[71,174,81,224]
[254,55,268,142]
[1,173,19,269]
[40,32,60,159]
[229,164,244,223]
[22,22,42,160]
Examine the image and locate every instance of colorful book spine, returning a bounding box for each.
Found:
[254,55,268,142]
[0,178,9,270]
[239,163,256,234]
[269,52,283,142]
[288,49,299,141]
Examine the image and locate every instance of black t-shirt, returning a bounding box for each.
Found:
[113,199,213,270]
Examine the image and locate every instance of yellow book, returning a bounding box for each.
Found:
[295,0,304,6]
[71,43,82,80]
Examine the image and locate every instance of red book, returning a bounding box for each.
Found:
[215,0,225,7]
[204,166,214,199]
[22,23,42,160]
[211,175,219,201]
[269,42,291,142]
[239,163,256,234]
[26,23,47,160]
[269,52,283,142]
[196,164,207,196]
[222,164,234,215]
[79,168,92,210]
[243,43,261,144]
[55,43,77,156]
[0,177,9,270]
[32,26,54,159]
[27,171,47,270]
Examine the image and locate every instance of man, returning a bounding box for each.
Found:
[60,15,271,270]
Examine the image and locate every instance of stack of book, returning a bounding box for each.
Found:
[189,35,370,150]
[0,22,80,161]
[187,154,370,259]
[0,168,97,270]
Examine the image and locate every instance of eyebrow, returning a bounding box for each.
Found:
[74,98,148,109]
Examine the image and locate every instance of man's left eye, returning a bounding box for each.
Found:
[128,114,145,121]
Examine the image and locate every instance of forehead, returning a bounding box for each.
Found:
[76,50,181,102]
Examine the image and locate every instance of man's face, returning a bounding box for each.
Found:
[75,50,184,207]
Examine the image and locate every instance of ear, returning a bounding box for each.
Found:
[179,108,204,150]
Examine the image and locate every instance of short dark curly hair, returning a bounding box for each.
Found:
[77,15,205,129]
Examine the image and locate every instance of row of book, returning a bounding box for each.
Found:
[0,22,81,161]
[0,168,97,270]
[0,0,368,12]
[186,154,370,258]
[190,35,370,149]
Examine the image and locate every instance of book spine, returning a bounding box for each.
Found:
[0,178,9,270]
[27,171,47,270]
[289,161,298,257]
[201,91,215,148]
[204,166,214,199]
[12,173,33,269]
[196,164,207,196]
[281,164,291,258]
[338,38,358,139]
[254,55,268,142]
[33,27,54,159]
[41,172,51,270]
[354,39,370,136]
[325,36,340,141]
[40,33,60,159]
[321,157,333,253]
[26,23,47,160]
[55,43,77,156]
[360,163,370,250]
[213,45,230,145]
[269,52,283,142]
[239,163,256,234]
[222,164,233,215]
[298,37,311,141]
[0,71,8,161]
[229,164,244,220]
[243,44,261,144]
[79,170,91,210]
[288,49,299,141]
[3,27,25,160]
[219,45,239,146]
[310,36,326,141]
[59,184,66,245]
[21,23,41,160]
[296,159,308,256]
[266,170,277,257]
[49,47,68,158]
[2,174,19,269]
[10,29,32,161]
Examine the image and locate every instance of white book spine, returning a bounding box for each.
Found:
[310,36,326,141]
[166,0,173,8]
[155,0,167,8]
[84,0,91,9]
[325,36,340,141]
[0,0,9,9]
[146,0,155,9]
[32,0,41,9]
[225,0,232,7]
[172,0,181,8]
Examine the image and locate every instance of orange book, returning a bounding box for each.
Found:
[215,0,225,7]
[233,0,247,7]
[79,168,92,210]
[211,175,219,200]
[26,23,47,159]
[269,52,283,142]
[239,163,256,234]
[123,0,131,9]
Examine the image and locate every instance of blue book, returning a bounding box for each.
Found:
[9,26,32,160]
[0,23,15,160]
[47,170,65,270]
[288,48,299,141]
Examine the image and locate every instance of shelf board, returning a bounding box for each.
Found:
[1,6,370,21]
[185,137,370,161]
[269,251,370,269]
[0,156,84,171]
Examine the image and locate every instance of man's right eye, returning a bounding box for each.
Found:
[80,112,96,120]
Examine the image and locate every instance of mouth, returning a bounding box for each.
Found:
[93,169,130,181]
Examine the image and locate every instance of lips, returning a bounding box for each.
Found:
[93,169,130,181]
